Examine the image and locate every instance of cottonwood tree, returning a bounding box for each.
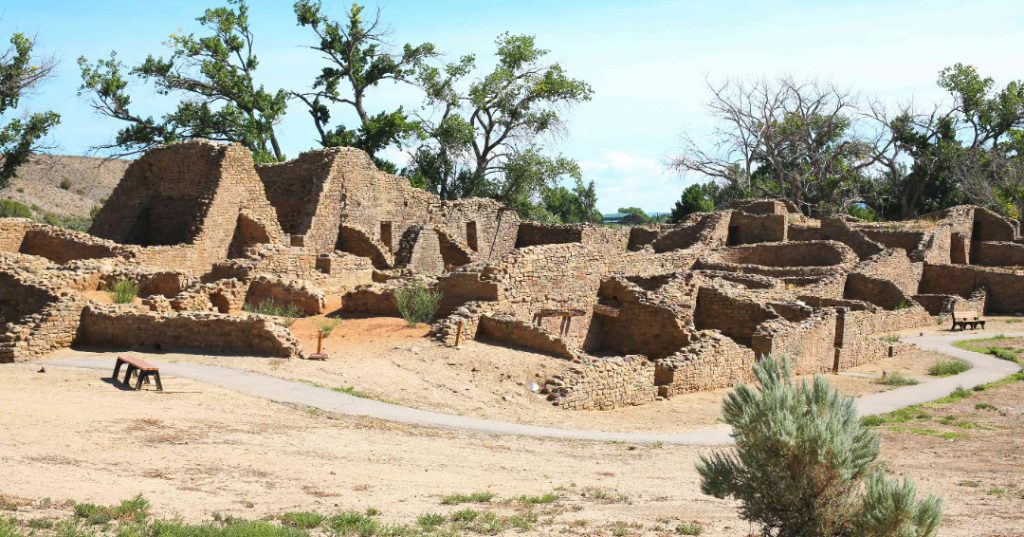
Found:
[293,1,436,171]
[78,0,288,162]
[698,356,942,537]
[866,64,1024,220]
[407,33,593,216]
[671,76,888,217]
[0,32,59,185]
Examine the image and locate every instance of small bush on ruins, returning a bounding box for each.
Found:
[882,334,901,343]
[875,371,919,386]
[107,279,139,304]
[317,318,341,337]
[928,359,971,377]
[58,178,72,190]
[395,279,442,326]
[0,199,31,218]
[697,356,942,537]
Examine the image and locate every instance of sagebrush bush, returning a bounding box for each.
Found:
[108,279,139,304]
[394,279,442,326]
[697,356,942,537]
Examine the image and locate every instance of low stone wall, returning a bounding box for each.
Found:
[920,264,1024,313]
[0,273,86,363]
[728,211,787,244]
[834,307,933,368]
[476,314,576,360]
[972,241,1024,267]
[753,312,838,374]
[77,305,303,358]
[654,332,756,395]
[544,356,656,410]
[246,275,325,315]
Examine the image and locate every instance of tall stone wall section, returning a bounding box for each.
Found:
[544,356,656,410]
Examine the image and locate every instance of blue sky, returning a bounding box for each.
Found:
[2,0,1023,213]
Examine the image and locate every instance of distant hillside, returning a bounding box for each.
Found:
[0,154,129,225]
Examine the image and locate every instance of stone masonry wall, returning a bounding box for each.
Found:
[544,356,656,410]
[77,305,303,358]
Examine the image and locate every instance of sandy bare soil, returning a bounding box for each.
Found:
[1,357,1023,536]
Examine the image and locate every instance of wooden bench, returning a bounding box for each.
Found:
[952,311,986,331]
[112,356,163,391]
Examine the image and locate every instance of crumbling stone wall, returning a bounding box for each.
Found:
[752,312,838,374]
[476,314,577,359]
[77,305,303,358]
[650,212,731,252]
[920,264,1024,313]
[728,211,788,244]
[654,332,756,395]
[0,272,86,363]
[587,278,690,359]
[972,241,1024,266]
[694,285,779,345]
[245,275,326,315]
[91,141,286,273]
[544,356,656,410]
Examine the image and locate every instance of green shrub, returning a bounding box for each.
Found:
[676,522,703,535]
[279,511,323,529]
[928,359,971,377]
[107,279,140,304]
[894,300,913,310]
[59,178,73,190]
[0,199,32,218]
[394,279,442,326]
[0,517,20,537]
[882,334,901,344]
[875,372,919,386]
[416,513,446,529]
[697,356,942,537]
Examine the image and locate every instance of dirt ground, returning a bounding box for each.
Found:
[1,357,1023,536]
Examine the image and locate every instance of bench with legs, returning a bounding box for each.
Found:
[112,356,163,391]
[951,311,986,331]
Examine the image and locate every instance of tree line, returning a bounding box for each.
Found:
[3,0,599,224]
[671,69,1024,224]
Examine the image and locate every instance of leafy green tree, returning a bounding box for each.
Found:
[409,33,594,216]
[540,178,601,223]
[698,356,942,537]
[78,0,288,162]
[617,206,649,223]
[1,33,59,185]
[293,1,436,171]
[670,182,719,222]
[867,64,1024,219]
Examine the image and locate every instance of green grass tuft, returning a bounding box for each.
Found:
[677,521,704,535]
[279,511,323,529]
[243,299,304,320]
[874,372,918,386]
[440,492,494,505]
[928,358,971,377]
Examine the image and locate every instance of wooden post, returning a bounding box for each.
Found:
[316,331,324,354]
[455,320,464,347]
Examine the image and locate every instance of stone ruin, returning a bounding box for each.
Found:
[3,140,1024,410]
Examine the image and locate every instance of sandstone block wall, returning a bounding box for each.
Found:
[77,305,303,358]
[545,356,656,410]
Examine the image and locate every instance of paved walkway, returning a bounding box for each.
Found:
[43,331,1021,446]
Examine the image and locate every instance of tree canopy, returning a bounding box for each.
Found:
[1,32,60,185]
[407,33,594,216]
[78,0,288,162]
[293,0,436,171]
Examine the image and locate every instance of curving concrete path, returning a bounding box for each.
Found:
[42,331,1022,446]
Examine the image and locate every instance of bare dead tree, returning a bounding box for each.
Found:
[670,76,885,216]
